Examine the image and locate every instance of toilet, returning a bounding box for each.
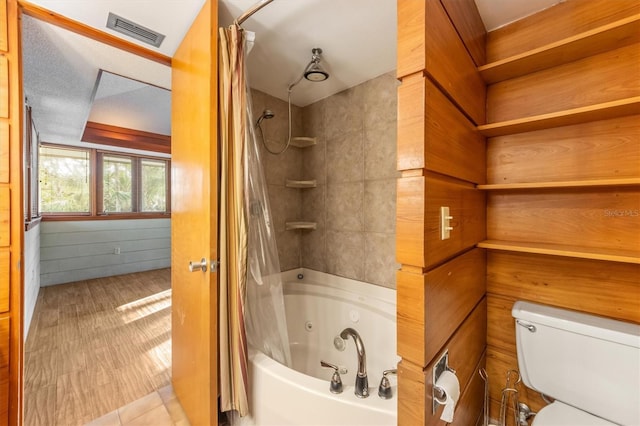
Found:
[512,301,640,426]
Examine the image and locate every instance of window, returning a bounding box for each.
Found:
[39,144,170,219]
[39,146,91,214]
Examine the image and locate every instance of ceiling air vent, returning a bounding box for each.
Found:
[106,12,165,48]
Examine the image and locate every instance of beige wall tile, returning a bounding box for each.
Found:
[327,129,364,184]
[364,122,399,181]
[324,85,364,140]
[364,179,397,233]
[325,230,365,281]
[301,138,326,184]
[301,228,326,272]
[363,71,399,129]
[326,182,364,232]
[275,230,301,271]
[364,232,398,288]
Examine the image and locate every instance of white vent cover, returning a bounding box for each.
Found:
[106,12,165,48]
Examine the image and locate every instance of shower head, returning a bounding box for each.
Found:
[304,48,329,82]
[256,109,275,126]
[288,47,330,92]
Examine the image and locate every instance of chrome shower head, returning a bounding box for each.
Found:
[304,48,329,82]
[256,109,275,126]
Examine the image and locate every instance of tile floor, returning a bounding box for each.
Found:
[24,269,178,425]
[84,385,189,426]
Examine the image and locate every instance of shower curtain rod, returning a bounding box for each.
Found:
[235,0,274,26]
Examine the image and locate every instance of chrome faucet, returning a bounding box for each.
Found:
[340,327,369,398]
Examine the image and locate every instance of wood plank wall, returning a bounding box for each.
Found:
[482,0,640,420]
[0,0,22,423]
[396,1,487,424]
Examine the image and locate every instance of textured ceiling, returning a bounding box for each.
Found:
[22,0,561,152]
[22,15,171,148]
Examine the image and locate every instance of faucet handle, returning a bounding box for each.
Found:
[378,369,397,399]
[320,360,343,394]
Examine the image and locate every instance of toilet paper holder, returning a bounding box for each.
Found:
[432,349,457,414]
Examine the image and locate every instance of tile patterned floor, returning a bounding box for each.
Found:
[24,269,177,425]
[84,385,189,426]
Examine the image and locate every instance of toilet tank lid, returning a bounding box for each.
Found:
[512,301,640,349]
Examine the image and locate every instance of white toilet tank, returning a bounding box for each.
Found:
[512,301,640,426]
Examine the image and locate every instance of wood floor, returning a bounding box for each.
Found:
[25,269,175,425]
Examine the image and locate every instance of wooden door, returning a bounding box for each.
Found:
[170,0,218,424]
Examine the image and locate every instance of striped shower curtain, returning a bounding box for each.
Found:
[218,23,249,417]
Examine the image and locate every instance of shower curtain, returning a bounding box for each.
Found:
[218,23,292,418]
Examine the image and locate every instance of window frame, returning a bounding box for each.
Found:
[39,142,171,220]
[24,103,41,230]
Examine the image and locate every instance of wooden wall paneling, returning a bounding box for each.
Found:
[397,73,426,171]
[396,0,486,124]
[0,56,7,118]
[487,251,640,323]
[486,115,640,184]
[396,175,425,267]
[397,269,426,364]
[425,80,485,184]
[0,187,7,247]
[397,75,486,183]
[397,359,426,426]
[5,1,22,423]
[486,347,546,415]
[425,248,486,365]
[0,0,6,52]
[450,353,486,426]
[0,121,7,183]
[0,316,8,423]
[425,174,485,268]
[397,249,486,366]
[439,0,486,67]
[0,250,8,313]
[423,0,485,125]
[487,188,640,253]
[486,294,517,354]
[485,0,640,62]
[397,0,426,79]
[487,44,640,123]
[425,300,486,426]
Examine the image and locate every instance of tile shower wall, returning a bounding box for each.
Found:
[250,89,304,271]
[252,72,399,288]
[301,72,399,288]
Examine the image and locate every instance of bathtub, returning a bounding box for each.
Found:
[240,268,399,426]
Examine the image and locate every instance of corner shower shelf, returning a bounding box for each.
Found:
[478,15,640,84]
[285,221,317,231]
[290,137,317,148]
[477,240,640,264]
[285,179,317,189]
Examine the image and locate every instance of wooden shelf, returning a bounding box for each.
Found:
[477,178,640,190]
[290,137,317,148]
[285,221,317,230]
[285,179,317,189]
[477,240,640,264]
[479,15,640,84]
[478,97,640,137]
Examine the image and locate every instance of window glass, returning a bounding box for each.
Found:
[141,159,167,212]
[102,155,133,212]
[39,146,90,213]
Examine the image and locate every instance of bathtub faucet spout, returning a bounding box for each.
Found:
[340,327,369,398]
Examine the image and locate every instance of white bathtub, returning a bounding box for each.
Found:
[241,268,399,426]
